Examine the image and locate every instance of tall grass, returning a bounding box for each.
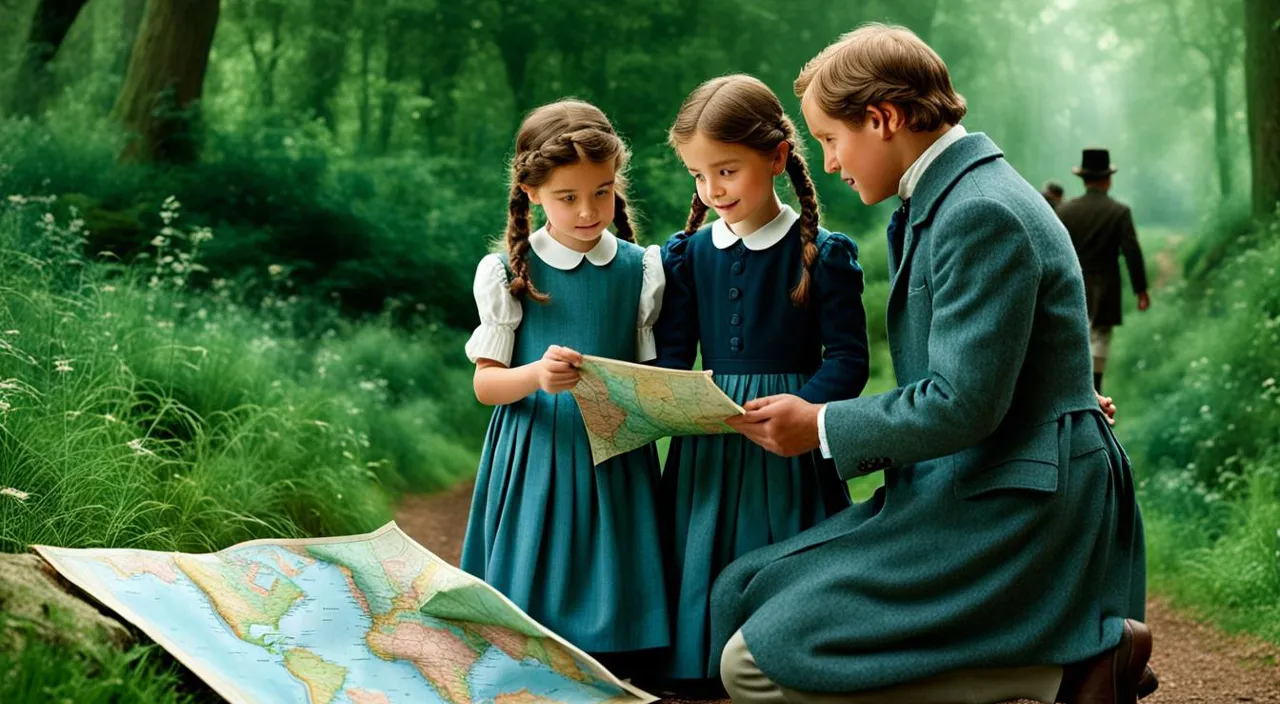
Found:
[1108,211,1280,642]
[0,195,486,555]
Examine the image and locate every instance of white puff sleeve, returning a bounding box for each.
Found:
[464,254,523,365]
[636,245,666,362]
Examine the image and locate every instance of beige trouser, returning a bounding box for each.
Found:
[720,630,1063,704]
[1090,326,1113,373]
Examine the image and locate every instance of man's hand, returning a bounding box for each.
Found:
[725,394,822,457]
[1096,391,1117,426]
[1137,292,1151,312]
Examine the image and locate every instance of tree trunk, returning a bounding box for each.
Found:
[111,0,220,163]
[7,0,90,117]
[1210,57,1233,199]
[300,0,349,130]
[494,14,536,116]
[243,0,285,109]
[357,19,373,152]
[1245,0,1280,218]
[115,0,147,77]
[376,12,409,154]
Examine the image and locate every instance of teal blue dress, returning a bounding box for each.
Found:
[460,237,669,657]
[653,210,871,680]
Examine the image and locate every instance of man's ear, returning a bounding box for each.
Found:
[520,183,541,205]
[866,103,905,139]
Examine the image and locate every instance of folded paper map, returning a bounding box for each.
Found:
[34,523,655,704]
[570,355,745,465]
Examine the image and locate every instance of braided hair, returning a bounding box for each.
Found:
[506,100,637,303]
[669,75,821,306]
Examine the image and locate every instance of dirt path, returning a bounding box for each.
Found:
[396,484,1280,703]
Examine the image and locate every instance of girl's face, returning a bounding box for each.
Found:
[801,91,900,206]
[523,159,618,250]
[676,132,787,236]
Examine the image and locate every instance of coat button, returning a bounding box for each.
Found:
[729,288,741,300]
[731,261,744,274]
[730,314,742,326]
[730,336,742,350]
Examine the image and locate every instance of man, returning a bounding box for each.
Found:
[1056,148,1150,392]
[717,25,1152,704]
[1042,180,1065,209]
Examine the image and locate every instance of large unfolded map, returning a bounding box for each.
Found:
[570,355,744,465]
[34,523,655,704]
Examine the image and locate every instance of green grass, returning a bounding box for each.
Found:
[0,195,488,700]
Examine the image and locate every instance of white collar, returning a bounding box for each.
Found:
[899,124,968,201]
[529,226,619,270]
[711,200,799,251]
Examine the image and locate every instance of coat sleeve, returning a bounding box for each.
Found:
[1118,206,1148,294]
[823,198,1043,480]
[795,233,870,404]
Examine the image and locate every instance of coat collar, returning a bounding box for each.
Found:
[908,132,1004,229]
[530,226,618,270]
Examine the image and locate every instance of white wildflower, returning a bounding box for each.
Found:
[0,487,29,502]
[127,438,155,456]
[54,359,73,373]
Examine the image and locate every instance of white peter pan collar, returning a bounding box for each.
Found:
[530,226,619,270]
[711,200,799,251]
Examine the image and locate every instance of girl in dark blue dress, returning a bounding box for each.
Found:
[653,75,871,689]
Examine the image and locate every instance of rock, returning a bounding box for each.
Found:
[0,552,133,653]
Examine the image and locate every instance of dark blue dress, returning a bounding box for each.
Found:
[654,211,870,679]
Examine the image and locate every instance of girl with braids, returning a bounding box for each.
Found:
[460,100,669,673]
[652,74,870,690]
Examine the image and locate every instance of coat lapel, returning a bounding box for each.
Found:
[887,133,1005,304]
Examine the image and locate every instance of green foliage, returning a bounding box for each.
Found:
[1108,214,1280,643]
[0,195,486,557]
[0,639,213,704]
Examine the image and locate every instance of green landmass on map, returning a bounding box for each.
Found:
[571,356,744,464]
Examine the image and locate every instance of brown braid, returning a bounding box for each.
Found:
[683,192,709,235]
[505,181,549,303]
[784,144,820,306]
[613,192,637,242]
[503,99,635,303]
[669,75,824,307]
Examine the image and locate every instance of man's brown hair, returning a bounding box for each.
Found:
[795,23,966,131]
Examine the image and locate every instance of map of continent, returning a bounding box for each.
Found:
[570,355,745,464]
[33,523,654,704]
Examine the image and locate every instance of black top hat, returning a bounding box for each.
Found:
[1072,148,1118,178]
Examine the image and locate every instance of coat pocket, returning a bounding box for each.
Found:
[953,419,1060,500]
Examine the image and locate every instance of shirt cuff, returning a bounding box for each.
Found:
[465,325,515,365]
[636,326,656,363]
[818,404,832,459]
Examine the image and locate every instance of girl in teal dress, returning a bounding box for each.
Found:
[653,75,871,691]
[460,100,669,675]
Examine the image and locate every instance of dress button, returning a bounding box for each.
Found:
[729,288,741,300]
[730,314,742,326]
[731,261,744,274]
